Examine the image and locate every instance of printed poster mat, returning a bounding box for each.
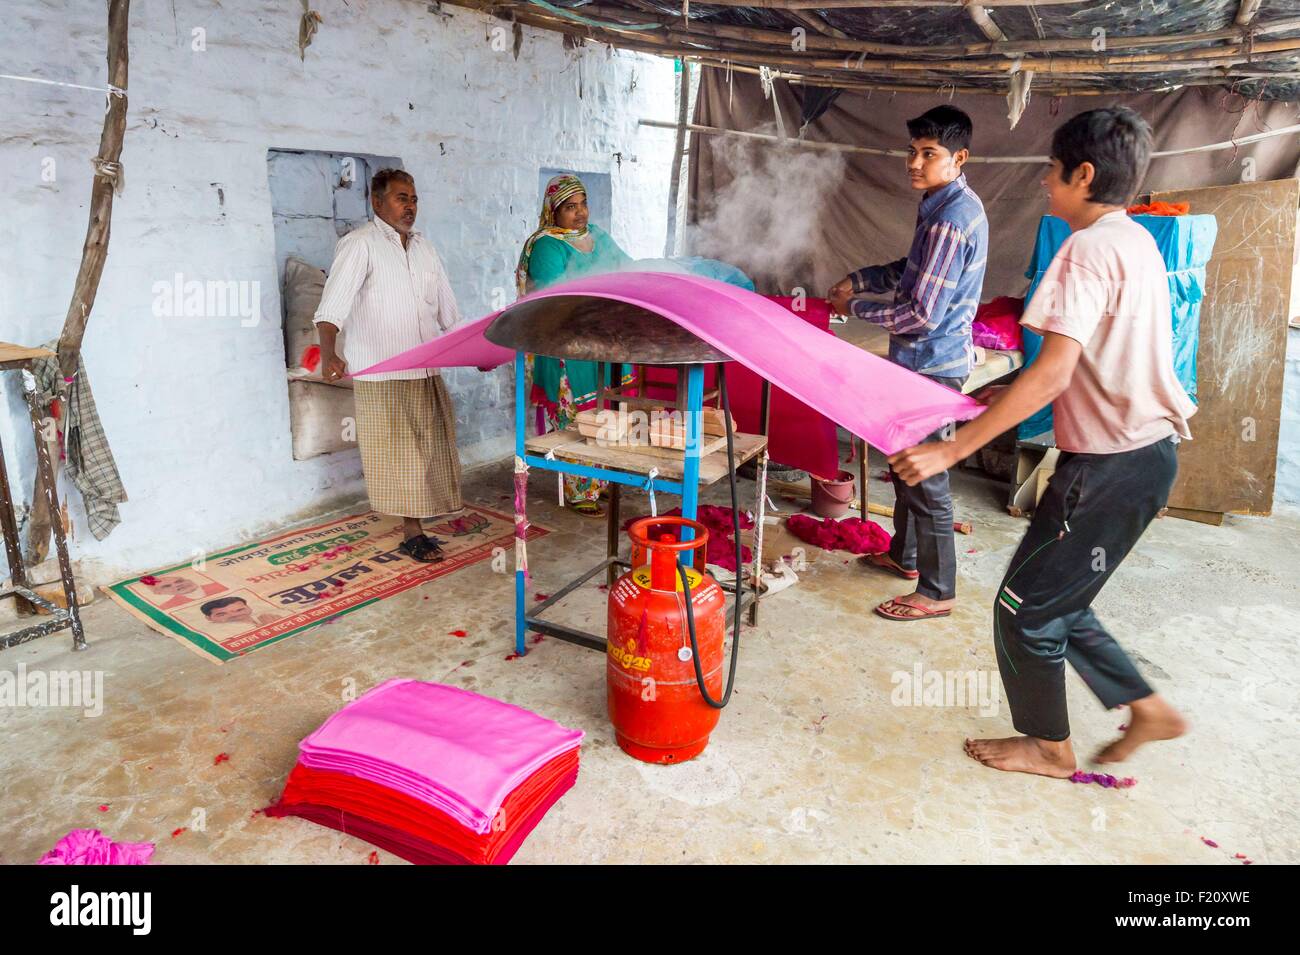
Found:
[102,506,548,664]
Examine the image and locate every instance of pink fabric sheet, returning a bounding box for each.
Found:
[297,680,583,835]
[39,829,155,865]
[357,271,985,455]
[638,296,841,479]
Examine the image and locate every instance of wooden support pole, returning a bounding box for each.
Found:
[25,0,129,566]
[663,59,691,258]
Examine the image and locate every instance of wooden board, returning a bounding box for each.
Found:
[834,323,1022,392]
[584,432,729,461]
[1153,179,1300,517]
[527,428,767,485]
[0,342,56,366]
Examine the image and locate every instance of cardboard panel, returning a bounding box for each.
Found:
[1154,178,1300,516]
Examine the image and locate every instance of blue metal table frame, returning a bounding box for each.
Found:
[511,351,768,656]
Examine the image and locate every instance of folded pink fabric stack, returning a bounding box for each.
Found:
[266,680,583,864]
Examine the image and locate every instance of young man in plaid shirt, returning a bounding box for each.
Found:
[828,105,988,622]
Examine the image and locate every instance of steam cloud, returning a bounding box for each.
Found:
[684,124,847,294]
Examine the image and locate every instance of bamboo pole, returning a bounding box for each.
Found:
[26,0,129,566]
[1237,0,1264,26]
[968,5,1008,43]
[785,10,852,41]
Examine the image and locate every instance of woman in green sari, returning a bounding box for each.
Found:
[515,173,633,516]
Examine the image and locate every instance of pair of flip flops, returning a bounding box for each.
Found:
[860,553,951,621]
[399,534,446,563]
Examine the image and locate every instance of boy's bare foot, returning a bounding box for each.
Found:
[1094,693,1187,764]
[964,735,1077,778]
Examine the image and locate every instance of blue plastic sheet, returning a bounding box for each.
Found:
[1018,213,1217,439]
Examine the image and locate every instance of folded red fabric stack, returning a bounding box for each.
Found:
[266,680,583,865]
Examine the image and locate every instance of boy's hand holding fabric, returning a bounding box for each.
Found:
[890,332,1084,486]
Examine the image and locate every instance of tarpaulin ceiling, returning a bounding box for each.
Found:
[448,0,1300,100]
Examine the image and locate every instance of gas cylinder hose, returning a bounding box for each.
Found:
[677,364,743,709]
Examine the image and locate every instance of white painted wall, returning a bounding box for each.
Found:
[0,0,677,583]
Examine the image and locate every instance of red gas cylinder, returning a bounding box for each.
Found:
[607,516,728,764]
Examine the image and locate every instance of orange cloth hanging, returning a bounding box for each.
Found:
[1127,201,1189,216]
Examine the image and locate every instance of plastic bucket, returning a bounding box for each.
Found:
[810,470,856,519]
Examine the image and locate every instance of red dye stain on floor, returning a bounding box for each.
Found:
[367,851,380,865]
[449,629,468,638]
[214,753,230,766]
[171,828,187,838]
[97,805,109,812]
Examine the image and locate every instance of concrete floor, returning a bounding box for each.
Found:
[2,455,1297,865]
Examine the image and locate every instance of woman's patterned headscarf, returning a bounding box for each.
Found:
[514,173,590,296]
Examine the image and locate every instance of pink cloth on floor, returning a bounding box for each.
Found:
[357,272,985,455]
[786,513,891,555]
[297,680,583,835]
[39,829,155,865]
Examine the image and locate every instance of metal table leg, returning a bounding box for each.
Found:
[857,436,869,518]
[748,447,769,627]
[606,482,621,585]
[24,383,84,650]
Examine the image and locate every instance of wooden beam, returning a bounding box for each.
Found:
[967,4,1008,43]
[786,10,852,41]
[1236,0,1263,27]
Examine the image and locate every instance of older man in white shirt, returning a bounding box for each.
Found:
[314,168,463,563]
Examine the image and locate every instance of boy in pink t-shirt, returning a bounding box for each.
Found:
[889,107,1192,779]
